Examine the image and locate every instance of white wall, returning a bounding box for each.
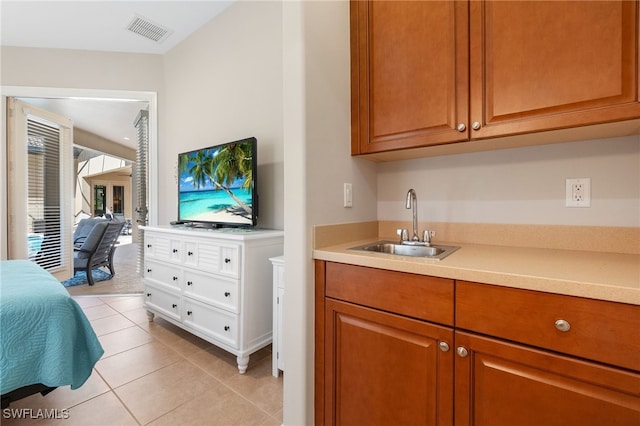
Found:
[161,1,284,229]
[0,46,163,259]
[378,135,640,227]
[283,1,377,424]
[0,46,163,91]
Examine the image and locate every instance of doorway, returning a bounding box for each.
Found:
[2,86,157,292]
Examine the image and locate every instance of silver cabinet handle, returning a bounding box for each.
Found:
[457,123,466,132]
[472,121,481,130]
[555,319,571,332]
[456,346,469,357]
[439,342,450,352]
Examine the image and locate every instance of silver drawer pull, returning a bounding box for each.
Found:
[438,342,450,352]
[555,319,571,332]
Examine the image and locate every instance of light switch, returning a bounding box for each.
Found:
[344,183,352,208]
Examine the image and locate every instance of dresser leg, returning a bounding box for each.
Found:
[146,310,155,322]
[237,355,250,374]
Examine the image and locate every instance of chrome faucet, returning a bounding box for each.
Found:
[406,189,419,241]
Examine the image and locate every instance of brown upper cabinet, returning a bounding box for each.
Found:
[351,0,640,156]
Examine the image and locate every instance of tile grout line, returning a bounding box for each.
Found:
[77,295,283,425]
[183,351,283,422]
[92,367,144,426]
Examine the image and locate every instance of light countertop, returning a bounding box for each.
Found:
[314,238,640,306]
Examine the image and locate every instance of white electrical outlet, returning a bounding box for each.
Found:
[344,183,353,208]
[565,178,591,207]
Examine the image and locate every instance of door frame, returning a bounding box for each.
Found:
[1,86,158,260]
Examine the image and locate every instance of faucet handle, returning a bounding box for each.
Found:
[422,230,435,245]
[397,228,409,242]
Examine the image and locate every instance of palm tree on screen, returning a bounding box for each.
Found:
[179,143,252,216]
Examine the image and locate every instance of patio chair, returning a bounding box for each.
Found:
[73,218,107,248]
[73,221,125,285]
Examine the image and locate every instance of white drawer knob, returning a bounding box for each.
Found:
[555,319,571,332]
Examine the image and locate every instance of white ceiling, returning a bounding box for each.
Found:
[2,1,234,150]
[16,97,150,150]
[1,1,233,54]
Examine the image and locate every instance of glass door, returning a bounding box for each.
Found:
[93,184,106,216]
[112,185,125,214]
[92,182,130,221]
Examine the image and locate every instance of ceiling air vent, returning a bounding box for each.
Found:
[126,14,173,43]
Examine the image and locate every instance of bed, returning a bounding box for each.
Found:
[0,260,104,408]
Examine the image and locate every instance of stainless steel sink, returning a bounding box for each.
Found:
[349,240,460,260]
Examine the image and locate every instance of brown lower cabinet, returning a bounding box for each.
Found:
[315,260,640,426]
[455,331,640,426]
[323,298,454,426]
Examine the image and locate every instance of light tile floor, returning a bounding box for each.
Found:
[3,295,283,426]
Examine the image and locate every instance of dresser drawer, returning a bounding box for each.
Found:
[456,281,640,371]
[183,269,239,314]
[144,260,182,289]
[183,298,239,348]
[324,262,454,326]
[144,283,181,321]
[144,233,181,262]
[183,240,241,278]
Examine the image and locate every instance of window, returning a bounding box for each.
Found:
[7,98,73,280]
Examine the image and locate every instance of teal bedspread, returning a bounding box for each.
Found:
[0,260,104,395]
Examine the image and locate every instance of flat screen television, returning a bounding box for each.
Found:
[177,136,257,228]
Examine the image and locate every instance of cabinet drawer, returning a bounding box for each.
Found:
[183,298,238,348]
[144,260,181,289]
[183,240,241,278]
[144,284,181,321]
[324,262,454,326]
[144,233,181,262]
[183,269,239,314]
[456,281,640,371]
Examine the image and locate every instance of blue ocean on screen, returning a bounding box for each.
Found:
[179,189,252,222]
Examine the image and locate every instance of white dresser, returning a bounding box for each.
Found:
[141,225,284,374]
[270,255,285,377]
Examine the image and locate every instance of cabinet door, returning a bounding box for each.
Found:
[324,298,454,426]
[454,331,640,426]
[470,1,640,139]
[351,0,469,154]
[276,286,284,372]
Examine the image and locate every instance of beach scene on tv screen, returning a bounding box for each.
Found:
[178,141,254,225]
